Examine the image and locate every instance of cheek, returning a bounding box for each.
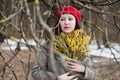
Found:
[59,22,64,28]
[71,22,76,29]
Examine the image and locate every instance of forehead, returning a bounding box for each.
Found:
[60,14,75,18]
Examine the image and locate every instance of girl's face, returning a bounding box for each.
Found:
[59,14,76,34]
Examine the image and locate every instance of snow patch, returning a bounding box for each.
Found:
[0,39,120,59]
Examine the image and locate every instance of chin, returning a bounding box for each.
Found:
[63,30,73,33]
[63,30,70,33]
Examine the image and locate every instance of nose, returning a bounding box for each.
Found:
[65,19,68,24]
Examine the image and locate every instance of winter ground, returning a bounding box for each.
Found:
[0,39,120,80]
[1,39,120,59]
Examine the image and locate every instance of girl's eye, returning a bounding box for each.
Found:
[69,18,73,21]
[60,18,64,21]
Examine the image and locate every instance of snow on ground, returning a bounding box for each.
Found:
[0,39,120,59]
[89,42,120,59]
[0,39,36,50]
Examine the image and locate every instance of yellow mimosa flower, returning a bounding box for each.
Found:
[54,29,90,60]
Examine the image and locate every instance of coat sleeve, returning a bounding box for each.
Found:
[84,55,95,80]
[32,64,57,80]
[32,46,57,80]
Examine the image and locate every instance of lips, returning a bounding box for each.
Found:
[64,26,70,30]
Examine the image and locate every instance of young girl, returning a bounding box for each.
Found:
[32,5,94,80]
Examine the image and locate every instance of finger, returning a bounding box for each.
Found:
[69,68,78,72]
[68,74,78,79]
[64,72,71,76]
[67,61,77,66]
[69,66,78,71]
[67,59,78,63]
[69,65,76,69]
[73,78,78,80]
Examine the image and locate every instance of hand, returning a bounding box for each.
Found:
[57,72,78,80]
[67,59,85,73]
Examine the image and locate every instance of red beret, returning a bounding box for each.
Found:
[56,5,81,23]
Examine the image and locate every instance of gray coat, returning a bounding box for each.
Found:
[32,43,94,80]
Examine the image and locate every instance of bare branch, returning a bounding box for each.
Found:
[72,0,120,18]
[34,0,58,76]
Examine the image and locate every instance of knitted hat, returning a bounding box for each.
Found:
[56,5,81,23]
